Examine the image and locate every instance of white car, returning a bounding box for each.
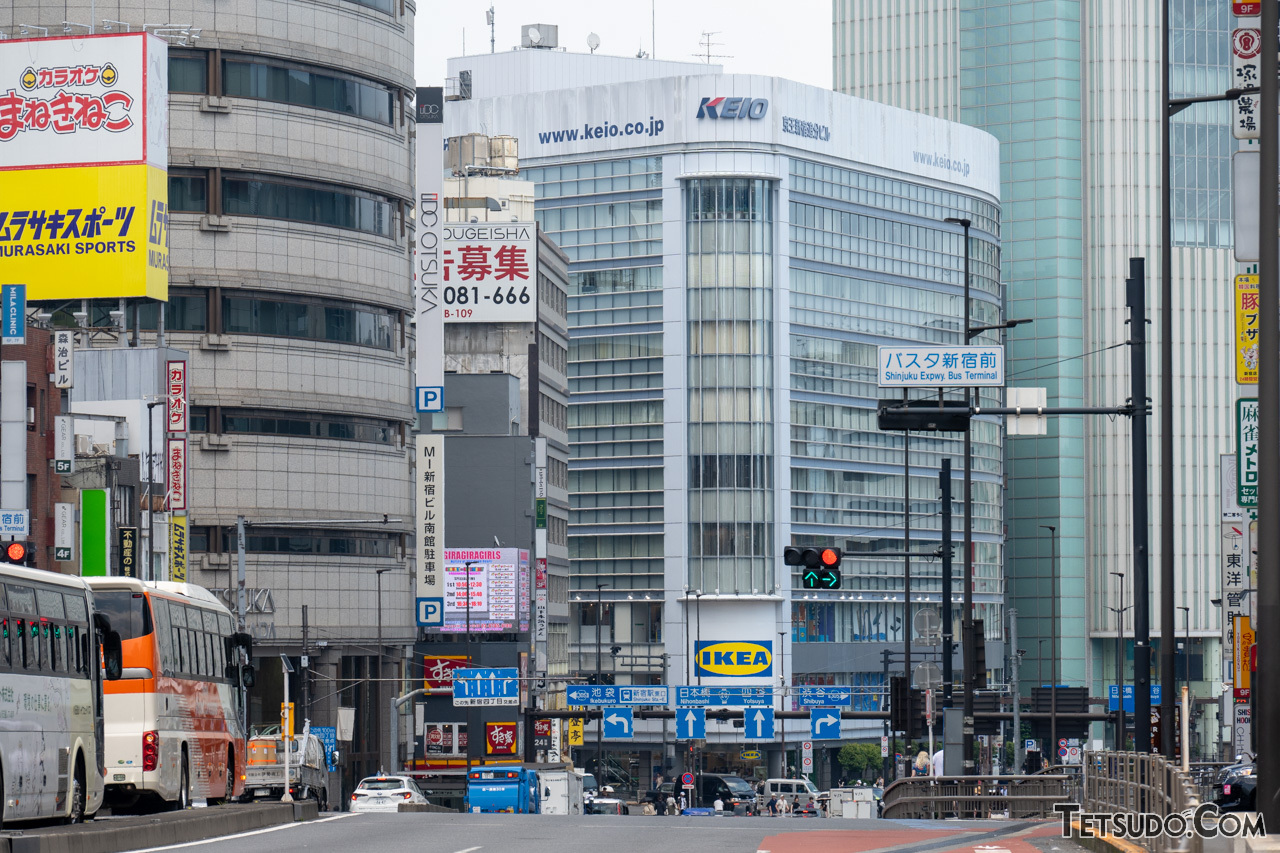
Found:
[349,775,429,813]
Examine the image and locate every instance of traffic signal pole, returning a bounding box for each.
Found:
[941,460,953,707]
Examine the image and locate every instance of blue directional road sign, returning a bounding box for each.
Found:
[743,707,774,741]
[675,707,706,740]
[676,686,772,707]
[1107,684,1162,713]
[794,686,852,707]
[810,708,841,739]
[452,667,519,706]
[567,685,670,706]
[602,708,634,739]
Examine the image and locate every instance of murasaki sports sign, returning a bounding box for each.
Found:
[696,640,772,678]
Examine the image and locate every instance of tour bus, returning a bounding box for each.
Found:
[85,578,252,810]
[0,562,123,826]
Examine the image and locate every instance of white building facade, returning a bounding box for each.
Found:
[447,49,1004,773]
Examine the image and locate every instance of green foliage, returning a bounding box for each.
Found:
[837,742,884,781]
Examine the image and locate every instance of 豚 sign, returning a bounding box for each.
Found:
[878,345,1004,388]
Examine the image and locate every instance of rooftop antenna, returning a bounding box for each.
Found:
[635,42,648,59]
[587,32,601,54]
[694,31,731,65]
[486,6,495,54]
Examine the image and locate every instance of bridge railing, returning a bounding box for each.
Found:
[880,773,1079,820]
[1081,751,1202,853]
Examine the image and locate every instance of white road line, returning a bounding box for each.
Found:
[454,847,483,853]
[119,813,351,853]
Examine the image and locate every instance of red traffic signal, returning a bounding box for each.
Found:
[819,548,840,567]
[3,542,29,564]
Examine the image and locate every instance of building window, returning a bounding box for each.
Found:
[169,173,208,213]
[190,406,398,446]
[223,56,394,125]
[222,292,395,348]
[222,174,392,237]
[343,0,394,14]
[191,526,397,557]
[168,52,208,94]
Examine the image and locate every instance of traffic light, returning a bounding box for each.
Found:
[1,542,32,567]
[889,675,910,734]
[968,619,987,689]
[877,399,972,432]
[785,546,842,589]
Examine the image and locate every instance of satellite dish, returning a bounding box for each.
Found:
[527,26,542,45]
[587,32,601,53]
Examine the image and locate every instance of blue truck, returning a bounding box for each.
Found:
[466,765,542,813]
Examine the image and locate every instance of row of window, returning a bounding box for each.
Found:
[123,288,397,351]
[688,454,774,490]
[524,158,663,199]
[191,527,398,557]
[788,157,1000,239]
[170,50,396,125]
[540,394,568,433]
[151,597,235,682]
[0,583,93,679]
[538,332,568,375]
[171,170,397,238]
[571,266,662,296]
[190,406,400,446]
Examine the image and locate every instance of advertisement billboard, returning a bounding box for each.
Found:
[1,164,169,300]
[415,434,445,602]
[0,32,168,171]
[414,86,444,413]
[435,548,530,633]
[0,33,168,301]
[441,222,537,323]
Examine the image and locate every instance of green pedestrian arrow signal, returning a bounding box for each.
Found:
[803,570,819,586]
[820,569,840,588]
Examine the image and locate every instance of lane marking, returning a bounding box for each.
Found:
[119,813,351,852]
[455,847,483,853]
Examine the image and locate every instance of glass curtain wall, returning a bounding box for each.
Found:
[685,178,776,595]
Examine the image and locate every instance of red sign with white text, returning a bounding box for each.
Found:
[1234,2,1260,15]
[485,722,518,755]
[423,655,468,694]
[166,360,187,433]
[166,437,186,510]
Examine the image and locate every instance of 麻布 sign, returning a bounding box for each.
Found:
[878,345,1004,388]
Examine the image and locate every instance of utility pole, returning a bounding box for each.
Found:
[1128,259,1153,754]
[1256,0,1279,817]
[902,392,912,707]
[1040,525,1058,764]
[940,459,953,707]
[881,649,891,783]
[779,630,787,776]
[301,604,309,724]
[1110,570,1127,750]
[1010,609,1021,773]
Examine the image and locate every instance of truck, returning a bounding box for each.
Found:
[537,768,585,815]
[466,765,541,814]
[242,727,331,809]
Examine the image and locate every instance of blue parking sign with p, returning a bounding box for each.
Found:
[417,597,444,627]
[416,386,444,413]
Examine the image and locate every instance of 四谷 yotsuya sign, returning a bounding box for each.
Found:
[878,345,1004,387]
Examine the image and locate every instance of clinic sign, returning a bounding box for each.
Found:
[0,33,168,301]
[878,345,1005,387]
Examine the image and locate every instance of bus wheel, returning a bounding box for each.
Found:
[66,756,86,824]
[172,749,191,811]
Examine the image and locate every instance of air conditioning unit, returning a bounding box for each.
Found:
[26,407,34,425]
[75,434,94,455]
[92,442,112,456]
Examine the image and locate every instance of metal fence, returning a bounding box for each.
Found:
[1081,751,1202,853]
[881,773,1079,820]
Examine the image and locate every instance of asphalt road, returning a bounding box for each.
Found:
[115,812,1028,853]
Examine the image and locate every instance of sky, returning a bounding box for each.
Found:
[415,0,832,90]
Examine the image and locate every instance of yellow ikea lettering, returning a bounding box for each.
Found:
[695,641,773,677]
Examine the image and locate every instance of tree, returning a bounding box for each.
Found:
[837,742,884,782]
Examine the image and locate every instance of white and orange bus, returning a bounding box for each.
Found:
[85,578,251,810]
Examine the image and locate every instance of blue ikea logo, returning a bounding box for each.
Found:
[695,640,772,678]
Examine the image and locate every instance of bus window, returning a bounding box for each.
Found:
[91,591,153,640]
[31,619,44,671]
[151,598,174,675]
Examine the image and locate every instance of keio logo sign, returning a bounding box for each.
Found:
[696,97,768,120]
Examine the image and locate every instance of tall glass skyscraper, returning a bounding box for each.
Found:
[835,0,1234,754]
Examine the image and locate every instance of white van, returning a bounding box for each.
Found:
[756,777,822,809]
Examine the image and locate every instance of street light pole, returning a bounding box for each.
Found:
[945,215,977,776]
[1110,570,1127,750]
[465,560,476,780]
[375,567,392,770]
[145,400,162,582]
[595,582,607,781]
[778,630,787,776]
[1040,525,1057,765]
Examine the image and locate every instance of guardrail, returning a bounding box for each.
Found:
[1081,751,1202,853]
[881,773,1079,820]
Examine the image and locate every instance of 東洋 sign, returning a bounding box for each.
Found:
[1234,275,1258,384]
[1237,398,1259,507]
[441,223,537,323]
[878,345,1004,388]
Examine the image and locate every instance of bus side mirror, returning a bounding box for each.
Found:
[103,630,123,680]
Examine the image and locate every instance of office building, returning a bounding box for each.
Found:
[446,39,1005,777]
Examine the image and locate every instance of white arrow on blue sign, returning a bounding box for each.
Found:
[602,707,633,739]
[794,686,852,707]
[744,706,774,741]
[676,708,706,740]
[810,708,841,739]
[452,668,519,706]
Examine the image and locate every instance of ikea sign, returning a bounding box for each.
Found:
[695,640,772,678]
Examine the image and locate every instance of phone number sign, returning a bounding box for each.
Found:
[441,222,537,323]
